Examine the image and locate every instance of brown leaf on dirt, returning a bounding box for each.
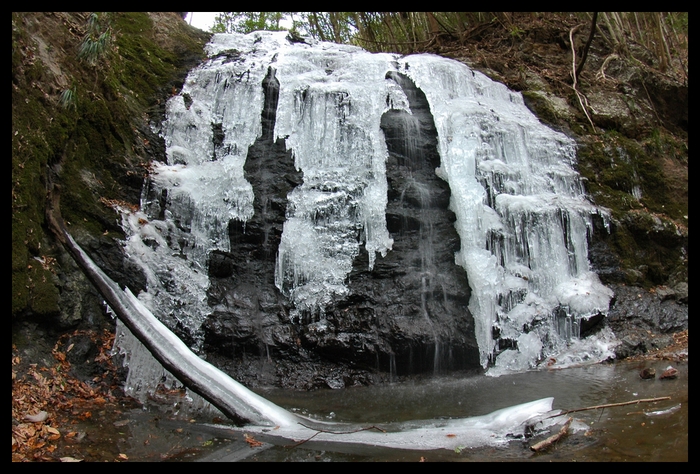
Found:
[12,330,124,462]
[660,366,679,379]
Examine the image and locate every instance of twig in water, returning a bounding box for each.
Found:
[544,396,671,420]
[529,396,672,452]
[286,423,387,448]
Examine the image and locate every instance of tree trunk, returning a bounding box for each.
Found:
[45,184,306,428]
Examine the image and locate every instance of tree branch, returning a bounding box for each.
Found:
[287,423,387,448]
[575,12,598,80]
[544,396,672,420]
[570,24,597,133]
[530,417,572,452]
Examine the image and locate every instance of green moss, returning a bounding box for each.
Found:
[578,129,687,287]
[576,130,685,218]
[12,12,208,320]
[27,265,60,316]
[112,13,183,106]
[521,91,559,127]
[12,268,29,316]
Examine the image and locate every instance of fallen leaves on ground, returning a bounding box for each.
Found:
[12,330,122,462]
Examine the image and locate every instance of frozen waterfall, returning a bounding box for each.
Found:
[117,30,614,384]
[396,55,614,371]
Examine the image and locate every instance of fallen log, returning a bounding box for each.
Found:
[46,184,302,427]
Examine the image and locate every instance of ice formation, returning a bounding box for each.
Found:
[271,40,399,317]
[396,55,614,371]
[118,30,614,383]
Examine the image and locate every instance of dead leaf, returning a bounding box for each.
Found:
[46,426,60,435]
[60,456,83,462]
[660,366,679,379]
[243,433,263,448]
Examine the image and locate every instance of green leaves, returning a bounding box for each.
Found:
[77,12,113,66]
[211,12,289,34]
[58,87,76,110]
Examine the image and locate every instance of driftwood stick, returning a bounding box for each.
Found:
[530,417,572,452]
[544,396,672,420]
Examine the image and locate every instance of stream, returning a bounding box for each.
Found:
[57,358,687,462]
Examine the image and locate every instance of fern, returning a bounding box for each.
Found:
[78,12,113,66]
[58,87,76,110]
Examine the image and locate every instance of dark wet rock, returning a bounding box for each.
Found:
[607,284,688,332]
[606,283,688,359]
[639,367,656,379]
[588,240,627,284]
[207,250,236,278]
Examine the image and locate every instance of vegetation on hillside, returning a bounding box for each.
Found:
[211,12,687,82]
[12,12,209,319]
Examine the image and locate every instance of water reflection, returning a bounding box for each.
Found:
[61,359,687,461]
[247,360,687,461]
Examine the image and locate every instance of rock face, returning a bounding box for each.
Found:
[200,67,479,389]
[606,283,688,359]
[347,71,477,374]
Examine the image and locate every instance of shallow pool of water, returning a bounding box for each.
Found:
[59,359,687,462]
